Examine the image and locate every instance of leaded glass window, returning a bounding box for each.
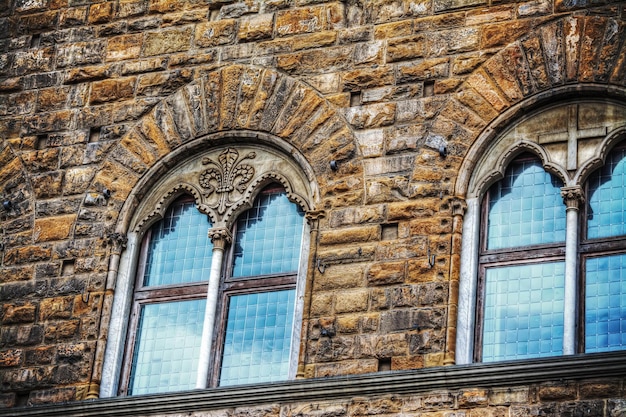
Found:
[478,156,567,362]
[478,146,626,362]
[121,186,306,395]
[583,146,626,353]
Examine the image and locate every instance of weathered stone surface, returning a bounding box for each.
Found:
[238,13,274,41]
[195,20,236,48]
[106,34,142,61]
[2,303,37,324]
[33,215,76,243]
[335,289,369,314]
[0,0,625,409]
[143,27,193,56]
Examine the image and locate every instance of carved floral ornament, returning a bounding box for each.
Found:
[130,145,314,234]
[199,148,257,215]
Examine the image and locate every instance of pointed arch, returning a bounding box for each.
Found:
[441,15,626,198]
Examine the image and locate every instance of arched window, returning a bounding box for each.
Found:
[119,186,305,395]
[477,156,566,362]
[101,144,316,397]
[456,101,626,364]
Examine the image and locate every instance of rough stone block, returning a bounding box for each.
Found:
[106,34,142,61]
[536,383,577,401]
[335,289,369,314]
[391,355,424,370]
[319,225,380,246]
[2,303,37,324]
[367,261,406,286]
[143,27,193,56]
[195,20,236,48]
[238,13,273,41]
[315,359,377,377]
[458,389,488,408]
[34,215,76,243]
[56,41,105,68]
[0,349,23,367]
[24,346,56,365]
[90,77,136,104]
[88,1,114,24]
[276,6,324,37]
[28,387,76,405]
[4,245,52,266]
[44,320,80,341]
[0,325,44,347]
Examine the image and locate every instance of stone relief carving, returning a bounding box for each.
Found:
[130,144,313,233]
[199,148,257,214]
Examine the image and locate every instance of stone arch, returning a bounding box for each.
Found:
[442,14,626,364]
[86,64,359,397]
[443,14,626,198]
[80,64,359,239]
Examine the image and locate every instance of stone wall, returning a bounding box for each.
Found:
[1,0,626,409]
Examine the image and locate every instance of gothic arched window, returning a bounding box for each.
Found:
[101,144,316,397]
[456,101,626,364]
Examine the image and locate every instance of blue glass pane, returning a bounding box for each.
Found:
[487,160,565,250]
[232,190,304,278]
[219,289,295,386]
[144,201,213,286]
[129,299,206,395]
[587,147,626,239]
[585,253,626,353]
[482,262,565,362]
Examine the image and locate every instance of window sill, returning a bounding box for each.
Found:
[2,351,626,417]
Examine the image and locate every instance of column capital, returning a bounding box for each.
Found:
[451,197,467,217]
[561,186,585,210]
[106,232,128,254]
[305,209,326,225]
[208,227,232,249]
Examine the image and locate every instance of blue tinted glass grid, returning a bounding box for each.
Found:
[232,191,304,278]
[129,299,206,395]
[482,262,565,362]
[587,147,626,239]
[144,201,213,286]
[219,290,295,386]
[487,160,566,250]
[585,253,626,353]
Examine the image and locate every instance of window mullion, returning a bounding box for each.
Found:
[562,186,583,355]
[195,228,232,389]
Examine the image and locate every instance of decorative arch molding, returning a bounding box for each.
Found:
[574,126,626,186]
[83,64,358,238]
[130,144,315,234]
[446,14,626,199]
[465,101,626,198]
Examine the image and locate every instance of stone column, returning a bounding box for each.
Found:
[196,228,232,389]
[297,210,325,379]
[444,197,466,365]
[87,233,128,400]
[561,186,584,355]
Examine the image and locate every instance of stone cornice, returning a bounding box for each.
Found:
[3,352,626,417]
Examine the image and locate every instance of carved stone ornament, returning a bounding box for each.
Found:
[199,148,257,215]
[561,186,585,210]
[130,144,315,233]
